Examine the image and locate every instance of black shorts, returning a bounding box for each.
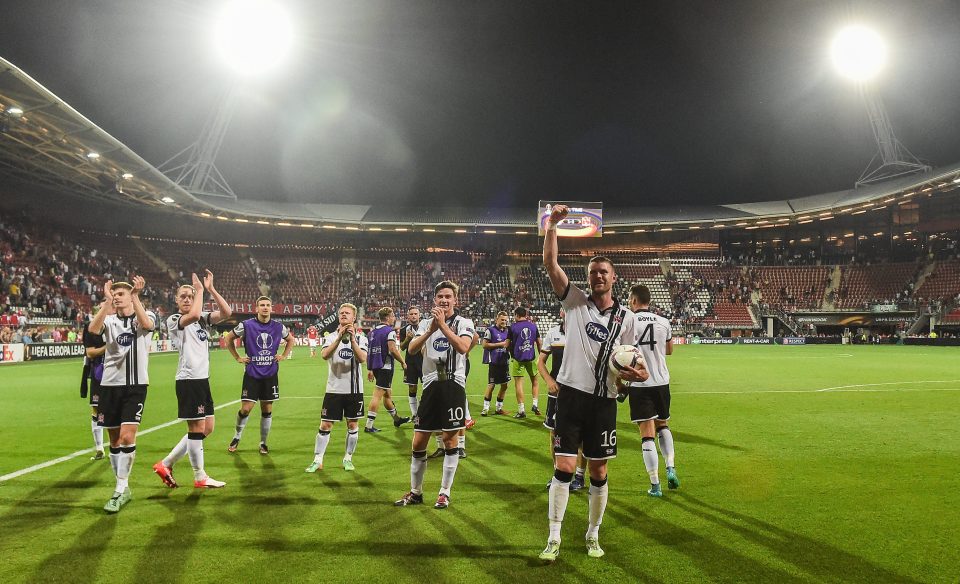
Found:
[403,358,422,386]
[176,379,215,420]
[321,393,365,422]
[98,384,148,428]
[628,384,671,422]
[414,380,466,433]
[553,384,618,460]
[89,380,102,408]
[487,362,510,386]
[543,393,558,430]
[373,368,395,390]
[241,373,280,402]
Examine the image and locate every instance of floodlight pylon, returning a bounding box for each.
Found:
[855,87,929,188]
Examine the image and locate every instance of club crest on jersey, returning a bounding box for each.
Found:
[585,322,609,343]
[553,435,562,450]
[256,332,275,350]
[338,348,354,360]
[197,404,205,415]
[433,337,450,352]
[197,328,208,341]
[116,332,135,347]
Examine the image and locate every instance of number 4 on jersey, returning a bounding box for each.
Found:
[637,323,656,349]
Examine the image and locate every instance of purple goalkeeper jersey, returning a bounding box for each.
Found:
[234,318,289,379]
[508,320,539,362]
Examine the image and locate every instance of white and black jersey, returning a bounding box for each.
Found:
[628,310,672,387]
[541,324,566,379]
[167,311,213,381]
[323,333,369,394]
[416,313,475,389]
[100,311,158,387]
[556,283,636,399]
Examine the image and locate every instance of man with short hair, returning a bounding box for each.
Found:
[399,307,423,416]
[538,204,647,560]
[508,306,542,418]
[394,281,475,510]
[307,303,368,472]
[622,284,678,497]
[306,324,319,358]
[364,307,410,433]
[153,270,232,489]
[480,312,511,416]
[224,296,294,455]
[87,277,158,513]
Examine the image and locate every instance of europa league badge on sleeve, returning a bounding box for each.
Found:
[537,201,604,238]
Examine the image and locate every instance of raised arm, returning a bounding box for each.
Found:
[542,205,570,298]
[130,276,155,331]
[203,270,233,324]
[87,281,114,335]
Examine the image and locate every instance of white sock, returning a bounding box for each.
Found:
[387,408,398,421]
[657,426,676,467]
[518,402,525,414]
[575,465,585,478]
[642,437,659,484]
[109,448,120,475]
[116,444,135,493]
[457,435,465,448]
[163,434,189,468]
[259,414,272,444]
[587,478,608,539]
[411,451,427,494]
[344,429,359,460]
[482,399,491,411]
[366,412,377,429]
[408,395,418,416]
[440,448,460,496]
[435,435,443,449]
[187,436,205,481]
[314,430,331,464]
[234,411,249,439]
[548,473,572,541]
[533,395,539,408]
[91,417,103,450]
[496,400,503,411]
[464,402,472,421]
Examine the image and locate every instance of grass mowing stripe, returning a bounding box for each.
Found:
[0,398,241,483]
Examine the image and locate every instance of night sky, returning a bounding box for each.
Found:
[2,0,960,209]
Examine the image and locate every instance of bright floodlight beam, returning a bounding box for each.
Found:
[831,25,887,82]
[214,0,293,76]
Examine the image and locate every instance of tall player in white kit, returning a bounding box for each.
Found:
[539,204,647,561]
[306,303,368,472]
[623,284,678,497]
[394,281,475,510]
[153,270,232,489]
[86,277,158,513]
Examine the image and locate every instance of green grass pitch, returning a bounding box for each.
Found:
[1,344,958,583]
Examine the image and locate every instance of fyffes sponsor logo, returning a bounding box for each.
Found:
[197,329,208,342]
[338,348,354,360]
[433,338,450,352]
[585,322,609,343]
[117,332,134,347]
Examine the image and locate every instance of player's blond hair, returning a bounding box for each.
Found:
[340,303,358,315]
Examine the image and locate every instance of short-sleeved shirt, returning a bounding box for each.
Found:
[232,318,290,379]
[628,310,672,387]
[540,325,566,379]
[167,311,214,381]
[556,283,636,399]
[416,312,475,389]
[322,333,369,394]
[82,327,105,382]
[507,320,539,362]
[100,311,158,387]
[482,326,510,365]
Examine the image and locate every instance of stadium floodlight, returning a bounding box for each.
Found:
[160,196,175,203]
[6,107,23,116]
[831,25,886,82]
[86,151,100,159]
[214,0,293,76]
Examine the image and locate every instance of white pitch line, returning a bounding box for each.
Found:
[815,380,960,392]
[0,399,242,483]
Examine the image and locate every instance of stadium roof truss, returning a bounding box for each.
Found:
[2,56,960,234]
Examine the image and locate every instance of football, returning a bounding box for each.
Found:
[609,345,643,374]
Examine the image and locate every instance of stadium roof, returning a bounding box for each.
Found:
[3,55,960,234]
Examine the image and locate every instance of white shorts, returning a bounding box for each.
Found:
[308,339,318,348]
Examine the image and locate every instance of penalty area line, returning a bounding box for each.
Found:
[0,399,242,483]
